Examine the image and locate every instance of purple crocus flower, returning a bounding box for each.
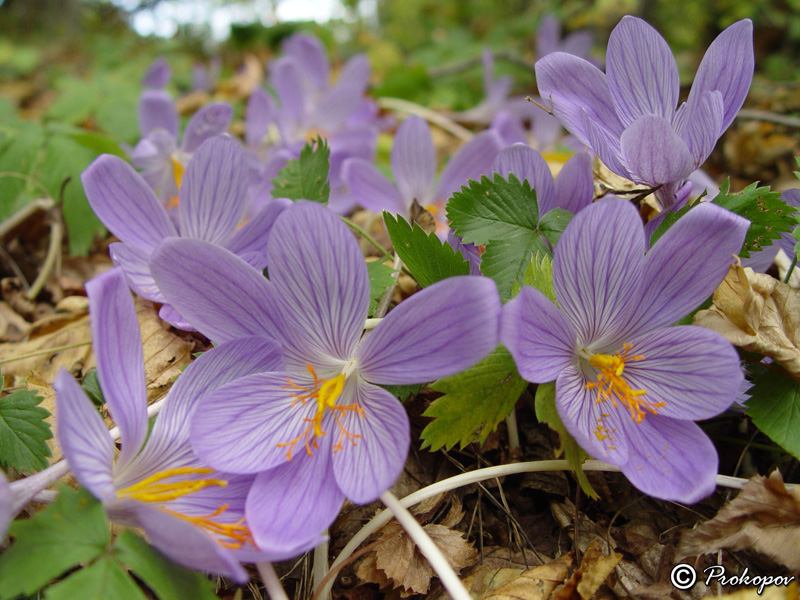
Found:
[147,201,502,553]
[342,115,503,236]
[142,57,171,90]
[535,16,753,212]
[82,136,290,330]
[53,268,305,581]
[536,13,594,60]
[501,198,748,502]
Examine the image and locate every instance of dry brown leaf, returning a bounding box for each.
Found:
[216,55,263,101]
[554,541,621,600]
[694,263,800,375]
[678,470,800,570]
[464,553,572,600]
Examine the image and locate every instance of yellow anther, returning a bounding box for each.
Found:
[161,505,254,549]
[116,467,227,503]
[171,156,185,189]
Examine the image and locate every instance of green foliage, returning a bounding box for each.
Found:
[366,260,397,315]
[0,389,53,474]
[649,180,796,258]
[421,346,528,450]
[534,382,597,499]
[373,63,432,101]
[81,369,105,407]
[512,252,556,303]
[745,366,800,460]
[0,487,217,600]
[384,212,470,287]
[271,137,330,204]
[447,174,571,301]
[382,383,424,401]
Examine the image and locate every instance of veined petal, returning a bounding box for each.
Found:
[554,151,594,214]
[490,112,528,146]
[617,416,718,503]
[492,144,556,215]
[685,19,753,132]
[53,370,115,502]
[157,304,195,332]
[130,131,177,202]
[82,155,177,250]
[581,111,632,180]
[266,202,369,361]
[619,115,694,186]
[606,16,680,127]
[108,242,164,303]
[392,116,436,209]
[623,326,742,421]
[552,198,644,346]
[86,269,148,471]
[628,202,748,334]
[271,57,308,131]
[536,13,560,57]
[178,136,248,245]
[434,129,503,202]
[283,33,330,92]
[501,287,577,382]
[331,379,409,503]
[246,87,274,148]
[138,90,178,138]
[679,90,724,168]
[247,452,342,554]
[225,198,292,266]
[358,277,501,384]
[336,54,370,93]
[341,158,404,214]
[180,104,233,153]
[535,52,623,144]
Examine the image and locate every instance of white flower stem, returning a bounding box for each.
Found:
[505,408,520,451]
[257,562,290,600]
[376,97,474,141]
[312,536,330,600]
[363,318,382,330]
[379,490,472,600]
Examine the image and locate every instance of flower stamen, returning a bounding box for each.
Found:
[116,467,227,503]
[160,504,255,549]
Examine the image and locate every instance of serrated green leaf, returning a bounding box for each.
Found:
[0,486,109,598]
[447,174,572,300]
[382,383,423,401]
[513,252,556,303]
[534,382,597,499]
[383,212,469,287]
[271,136,330,203]
[366,260,397,315]
[421,346,527,451]
[0,389,53,473]
[82,369,105,407]
[114,530,217,600]
[745,367,800,460]
[45,555,148,600]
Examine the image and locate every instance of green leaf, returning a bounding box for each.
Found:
[0,486,109,598]
[0,389,53,474]
[534,382,597,499]
[114,530,217,600]
[271,136,330,203]
[382,383,423,402]
[447,174,572,300]
[81,369,105,407]
[45,556,148,600]
[745,367,800,460]
[383,212,469,287]
[421,346,527,450]
[366,260,397,315]
[512,252,556,303]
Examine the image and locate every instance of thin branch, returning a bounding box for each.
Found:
[377,98,474,141]
[736,108,800,129]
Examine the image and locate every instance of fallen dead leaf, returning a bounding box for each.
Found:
[694,263,800,376]
[678,470,800,570]
[552,541,621,600]
[215,54,263,102]
[463,553,572,600]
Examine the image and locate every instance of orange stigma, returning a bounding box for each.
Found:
[586,343,666,424]
[277,364,365,461]
[161,505,254,549]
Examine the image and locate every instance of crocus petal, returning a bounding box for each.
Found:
[619,115,694,186]
[552,198,644,346]
[501,287,577,382]
[142,57,170,89]
[246,87,274,148]
[151,238,296,345]
[605,16,680,127]
[138,90,178,138]
[490,112,528,146]
[581,111,632,179]
[492,144,556,215]
[82,155,177,250]
[191,372,315,474]
[392,116,436,208]
[617,416,718,503]
[331,379,409,503]
[0,472,10,540]
[685,19,753,132]
[53,370,115,502]
[435,130,503,202]
[158,304,196,332]
[108,242,164,303]
[130,131,178,202]
[336,54,370,93]
[329,126,378,186]
[267,202,369,362]
[556,364,629,464]
[283,33,330,92]
[247,451,343,554]
[535,52,624,144]
[622,326,742,421]
[178,136,248,245]
[554,151,594,214]
[314,84,364,131]
[627,202,748,334]
[341,158,405,214]
[358,276,501,384]
[536,13,560,57]
[225,198,292,266]
[131,504,249,583]
[271,57,307,132]
[179,104,233,153]
[559,31,593,59]
[679,90,724,167]
[86,268,148,471]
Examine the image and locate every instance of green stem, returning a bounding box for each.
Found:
[341,217,392,260]
[784,254,797,284]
